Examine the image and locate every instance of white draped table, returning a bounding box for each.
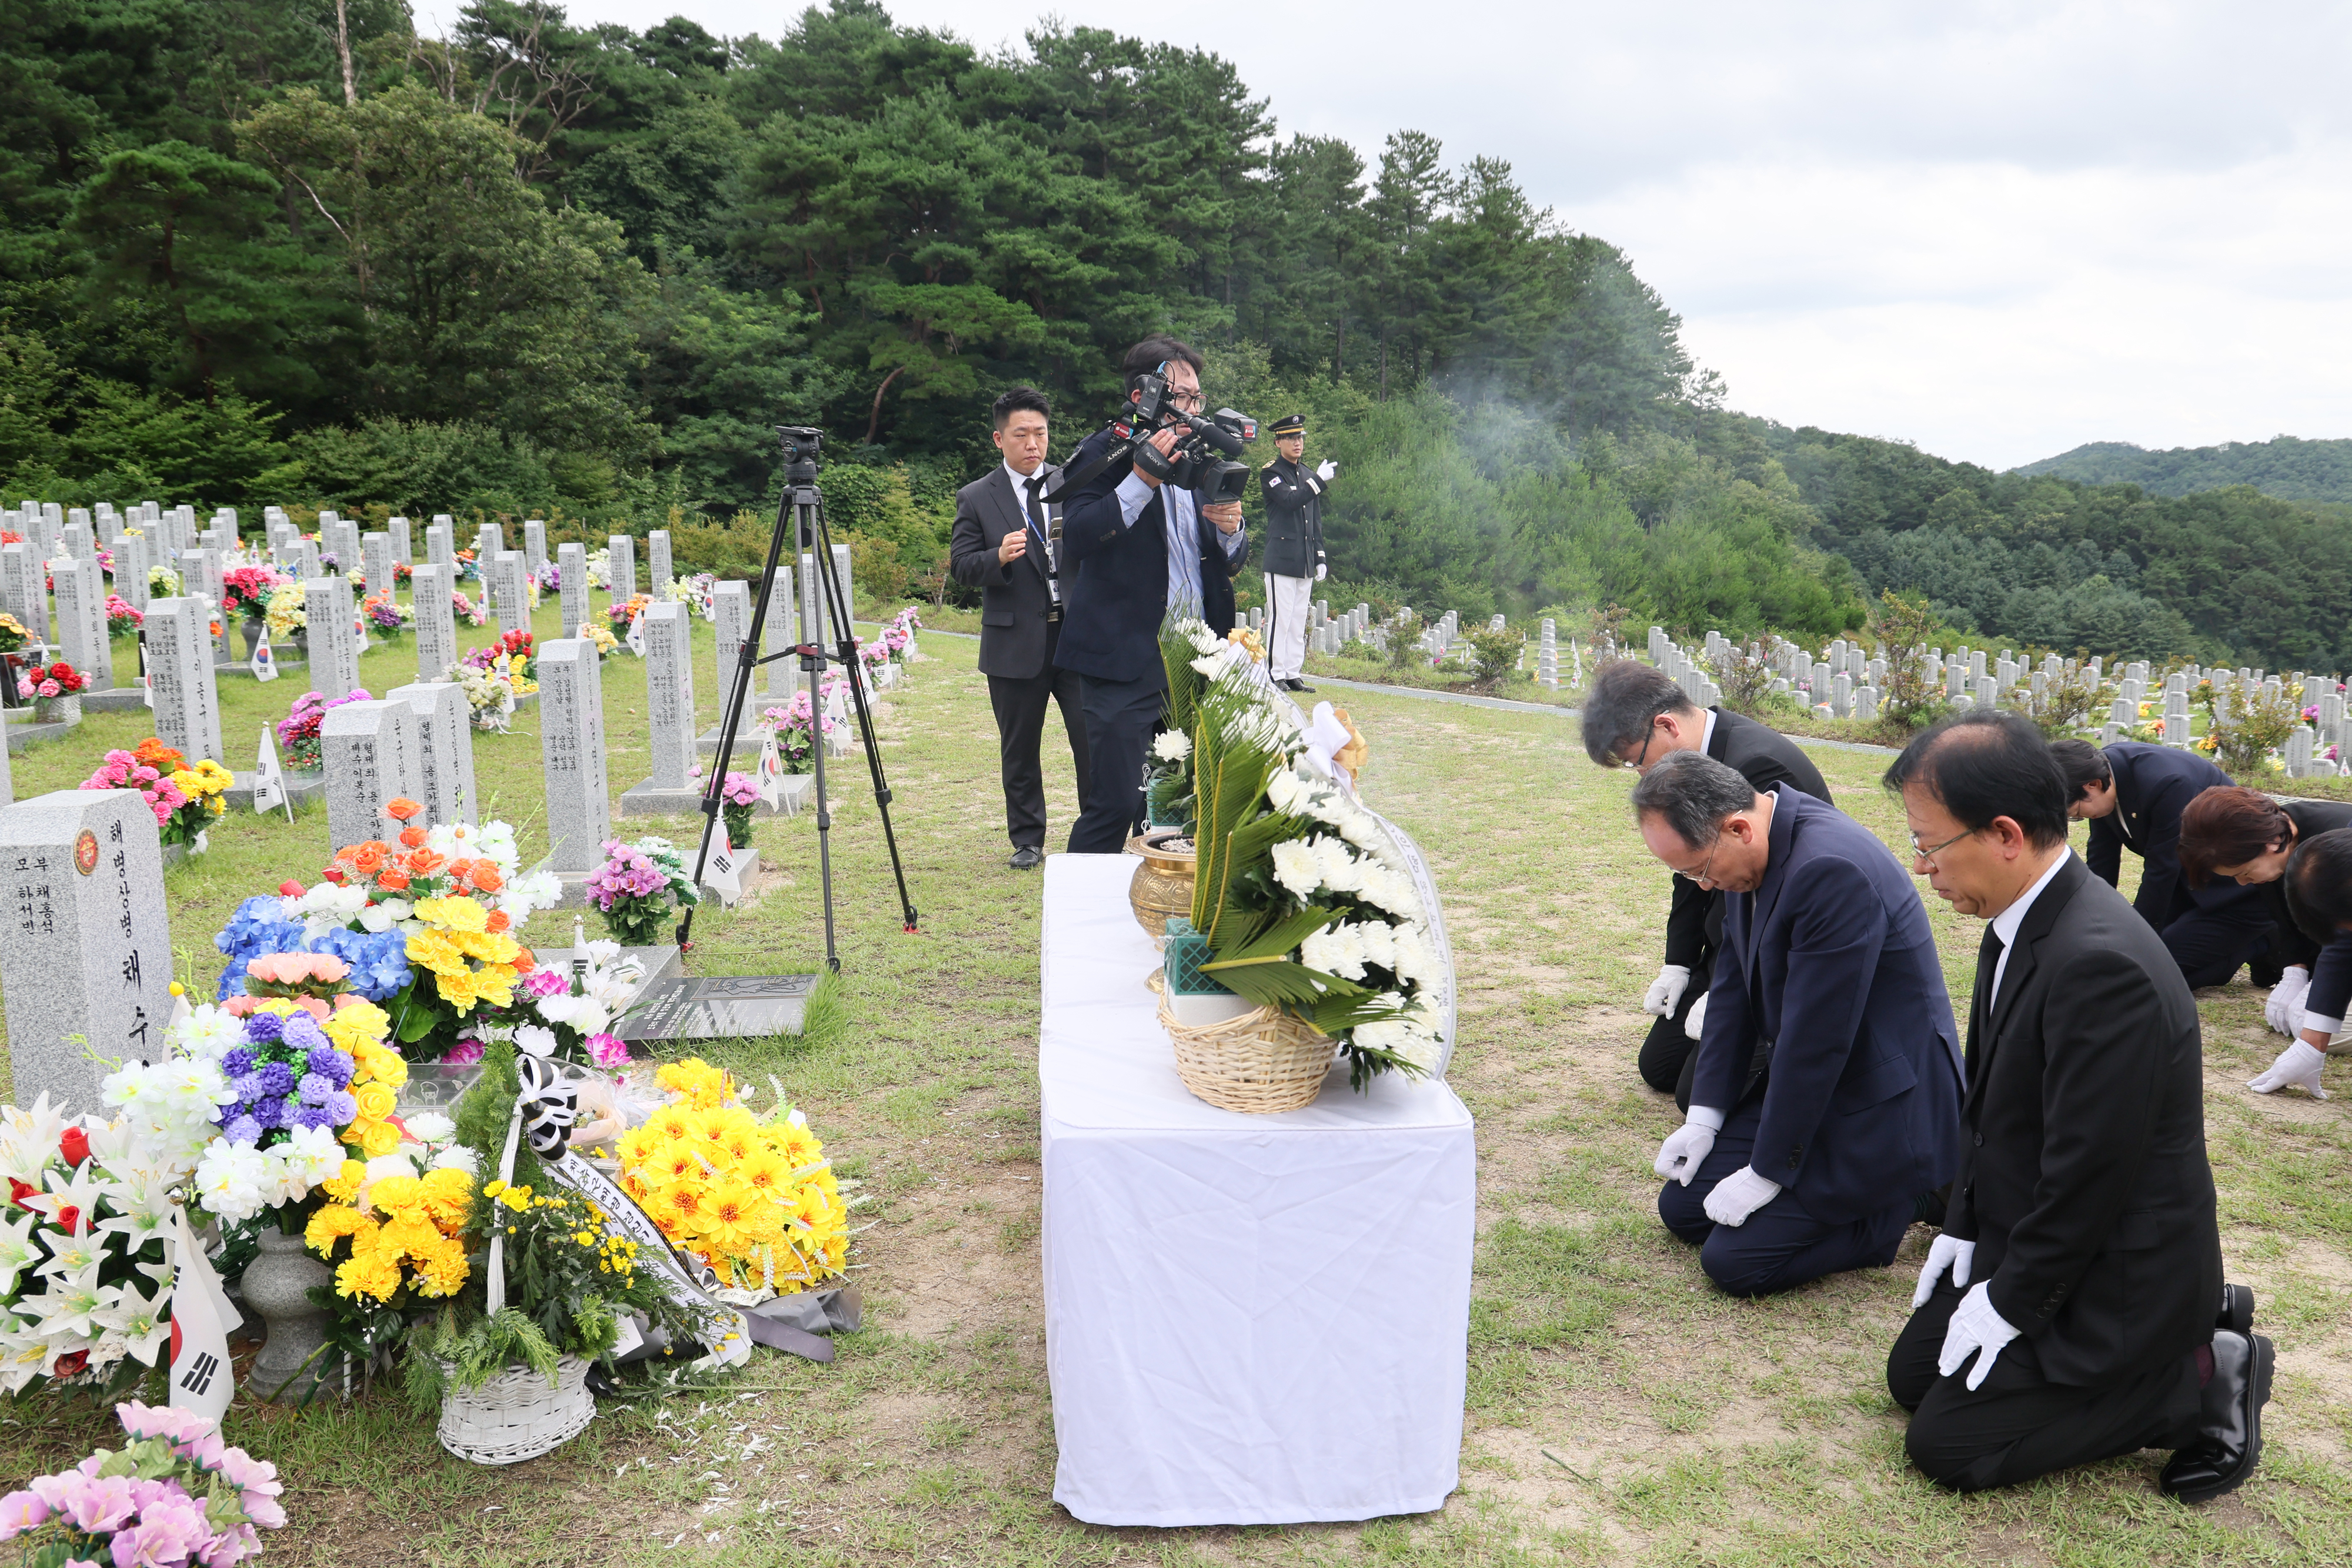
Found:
[1040,852,1476,1526]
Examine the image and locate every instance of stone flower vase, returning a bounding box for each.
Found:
[240,618,268,660]
[32,694,81,726]
[243,1226,335,1403]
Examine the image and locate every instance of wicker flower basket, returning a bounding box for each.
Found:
[1158,992,1338,1114]
[1125,830,1195,947]
[437,1356,596,1465]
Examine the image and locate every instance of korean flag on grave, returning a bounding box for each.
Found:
[755,727,786,809]
[703,840,745,906]
[168,1205,240,1423]
[626,607,648,658]
[352,607,369,655]
[249,626,278,683]
[252,723,293,820]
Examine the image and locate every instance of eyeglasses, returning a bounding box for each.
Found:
[1169,390,1204,411]
[1909,827,1975,865]
[1666,836,1722,887]
[1619,723,1659,771]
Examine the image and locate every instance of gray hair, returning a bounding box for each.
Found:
[1630,750,1760,849]
[1581,659,1700,767]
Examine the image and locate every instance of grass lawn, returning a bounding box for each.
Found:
[2,594,2348,1566]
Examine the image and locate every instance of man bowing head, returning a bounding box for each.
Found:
[1632,751,1963,1298]
[1884,710,2269,1500]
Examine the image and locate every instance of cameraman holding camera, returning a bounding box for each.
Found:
[1258,413,1331,693]
[1054,335,1252,853]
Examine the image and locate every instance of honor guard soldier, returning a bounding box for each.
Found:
[1258,413,1331,693]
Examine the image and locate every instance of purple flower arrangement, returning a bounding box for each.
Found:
[276,688,372,771]
[219,1007,356,1144]
[586,837,699,945]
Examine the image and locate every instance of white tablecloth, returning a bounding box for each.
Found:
[1040,853,1476,1526]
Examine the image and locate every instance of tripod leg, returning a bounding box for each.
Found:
[810,502,920,932]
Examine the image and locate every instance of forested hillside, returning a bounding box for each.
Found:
[2017,436,2352,503]
[2,0,2346,668]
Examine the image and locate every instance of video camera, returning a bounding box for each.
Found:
[1123,370,1259,506]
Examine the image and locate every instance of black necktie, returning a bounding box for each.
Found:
[1970,925,2006,1051]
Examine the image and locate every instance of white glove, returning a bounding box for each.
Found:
[1641,964,1692,1018]
[1653,1105,1723,1186]
[2249,1039,2328,1098]
[1701,1165,1782,1227]
[1314,563,1327,581]
[1936,1281,2022,1390]
[1683,990,1709,1041]
[2264,967,2310,1036]
[1315,459,1337,481]
[1910,1233,1977,1307]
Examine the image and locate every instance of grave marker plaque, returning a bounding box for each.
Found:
[607,534,637,601]
[647,530,672,596]
[490,550,529,640]
[389,681,477,827]
[410,563,456,681]
[537,639,611,881]
[145,598,223,765]
[523,519,547,577]
[320,699,425,848]
[558,543,587,637]
[302,576,359,698]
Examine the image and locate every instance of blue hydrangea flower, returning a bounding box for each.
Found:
[290,1103,336,1132]
[296,1072,333,1105]
[213,956,250,1003]
[229,1071,265,1102]
[326,1090,356,1123]
[249,1097,285,1131]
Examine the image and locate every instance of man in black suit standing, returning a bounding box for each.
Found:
[949,386,1090,870]
[1885,711,2270,1501]
[1582,659,1833,1106]
[1054,336,1250,854]
[2052,738,2273,988]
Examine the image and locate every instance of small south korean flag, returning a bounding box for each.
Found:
[756,727,786,810]
[250,628,278,683]
[626,609,648,658]
[168,1205,240,1423]
[703,841,746,907]
[252,723,293,821]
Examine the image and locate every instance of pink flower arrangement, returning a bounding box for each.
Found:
[79,748,189,825]
[0,1401,286,1567]
[452,591,487,627]
[276,688,372,770]
[587,1031,629,1067]
[18,659,88,700]
[720,771,760,807]
[105,593,143,634]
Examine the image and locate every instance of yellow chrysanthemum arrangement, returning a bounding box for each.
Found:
[583,622,620,659]
[170,758,233,820]
[615,1058,853,1296]
[306,1162,475,1302]
[263,584,307,637]
[404,894,527,1013]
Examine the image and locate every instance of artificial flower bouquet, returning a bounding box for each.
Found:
[446,661,516,733]
[148,564,183,600]
[614,1059,856,1299]
[1162,617,1444,1087]
[0,1402,287,1562]
[882,605,922,661]
[276,688,372,771]
[720,771,758,847]
[82,739,230,845]
[606,593,650,637]
[18,660,87,701]
[362,592,413,635]
[105,594,142,637]
[582,621,620,661]
[0,611,29,654]
[452,590,487,628]
[263,584,306,638]
[489,628,534,680]
[453,548,479,582]
[222,565,287,624]
[582,546,613,590]
[586,838,699,946]
[763,683,845,774]
[534,560,562,594]
[1144,726,1192,828]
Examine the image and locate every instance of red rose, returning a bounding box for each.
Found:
[58,1126,88,1166]
[278,880,305,896]
[51,1350,86,1379]
[53,1204,79,1234]
[7,1178,34,1209]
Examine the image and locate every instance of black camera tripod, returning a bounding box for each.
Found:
[678,426,918,967]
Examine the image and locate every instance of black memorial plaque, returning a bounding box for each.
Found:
[619,974,820,1044]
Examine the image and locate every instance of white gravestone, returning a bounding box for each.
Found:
[647,530,672,597]
[302,576,359,698]
[320,699,425,850]
[0,790,177,1108]
[622,601,699,815]
[490,550,529,640]
[765,563,799,698]
[475,523,503,563]
[390,515,413,568]
[118,531,151,616]
[178,549,230,666]
[607,534,637,601]
[0,545,44,646]
[51,559,113,694]
[523,520,547,577]
[410,563,456,681]
[557,543,587,637]
[389,682,477,827]
[145,599,223,765]
[536,639,612,898]
[703,580,751,752]
[425,523,453,572]
[362,533,393,606]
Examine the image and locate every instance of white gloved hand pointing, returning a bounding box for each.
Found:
[2265,967,2310,1036]
[1911,1232,1976,1307]
[1315,459,1337,482]
[1683,990,1709,1041]
[1641,964,1691,1018]
[1653,1105,1723,1186]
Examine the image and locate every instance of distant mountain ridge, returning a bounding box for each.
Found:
[2013,434,2352,503]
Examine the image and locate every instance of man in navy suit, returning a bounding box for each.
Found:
[1632,750,1965,1298]
[1055,336,1250,852]
[2052,738,2272,988]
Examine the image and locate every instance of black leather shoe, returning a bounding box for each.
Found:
[1008,846,1044,870]
[2219,1282,2256,1335]
[1288,678,1316,693]
[2160,1330,2273,1504]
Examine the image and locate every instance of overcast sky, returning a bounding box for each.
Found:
[422,1,2352,470]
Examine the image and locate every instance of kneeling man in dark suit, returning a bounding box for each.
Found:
[1884,710,2270,1500]
[1632,751,1963,1298]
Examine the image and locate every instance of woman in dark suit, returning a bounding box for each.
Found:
[2178,788,2352,1053]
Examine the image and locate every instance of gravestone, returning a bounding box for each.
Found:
[176,549,230,666]
[558,543,587,636]
[62,518,93,566]
[0,789,178,1107]
[426,523,453,571]
[607,534,637,601]
[410,563,456,681]
[765,563,799,698]
[647,530,672,596]
[703,580,752,752]
[828,540,856,647]
[523,519,547,577]
[296,540,320,580]
[320,699,425,850]
[389,681,477,827]
[51,558,115,696]
[302,576,359,698]
[0,546,45,646]
[622,602,700,815]
[89,509,115,550]
[490,550,529,640]
[118,531,151,616]
[331,519,362,577]
[145,598,223,765]
[363,533,395,606]
[536,639,611,900]
[389,516,413,568]
[475,522,503,563]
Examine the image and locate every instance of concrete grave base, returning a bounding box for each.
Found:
[619,780,707,817]
[79,687,150,713]
[225,770,325,812]
[5,718,78,754]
